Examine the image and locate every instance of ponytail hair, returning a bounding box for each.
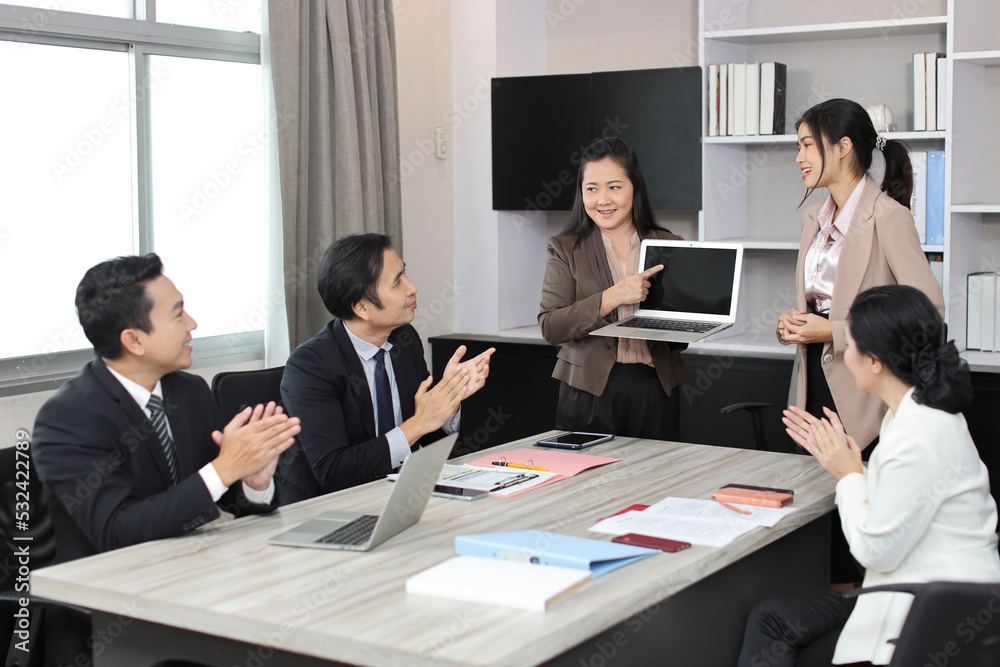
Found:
[796,98,913,208]
[848,285,972,413]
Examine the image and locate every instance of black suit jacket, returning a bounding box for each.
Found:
[278,320,442,503]
[31,359,275,565]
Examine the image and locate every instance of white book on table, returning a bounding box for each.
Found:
[719,63,729,136]
[708,64,719,137]
[745,62,759,136]
[909,151,927,244]
[982,274,997,352]
[936,57,948,131]
[733,63,747,136]
[405,556,591,612]
[913,53,926,131]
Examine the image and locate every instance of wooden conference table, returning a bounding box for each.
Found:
[31,434,836,667]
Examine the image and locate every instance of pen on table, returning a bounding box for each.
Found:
[492,461,549,471]
[716,499,752,515]
[488,474,537,492]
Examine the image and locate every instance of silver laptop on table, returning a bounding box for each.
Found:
[591,240,744,343]
[269,433,456,552]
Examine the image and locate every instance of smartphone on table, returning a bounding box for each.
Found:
[431,485,489,501]
[612,533,691,553]
[535,431,614,450]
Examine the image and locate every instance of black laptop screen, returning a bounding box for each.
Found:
[642,246,737,316]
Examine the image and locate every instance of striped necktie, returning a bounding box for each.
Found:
[147,394,180,485]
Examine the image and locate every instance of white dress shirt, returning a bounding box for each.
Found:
[105,366,274,504]
[803,176,867,314]
[342,325,460,469]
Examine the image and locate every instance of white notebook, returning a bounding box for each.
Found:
[406,556,591,612]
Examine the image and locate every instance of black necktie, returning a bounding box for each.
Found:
[147,394,180,485]
[374,349,395,436]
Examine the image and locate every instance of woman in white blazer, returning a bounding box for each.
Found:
[739,285,1000,666]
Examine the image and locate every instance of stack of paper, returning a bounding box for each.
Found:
[588,497,797,548]
[406,556,591,611]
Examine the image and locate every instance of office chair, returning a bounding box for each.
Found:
[0,440,81,667]
[843,581,1000,666]
[719,402,772,450]
[210,366,285,423]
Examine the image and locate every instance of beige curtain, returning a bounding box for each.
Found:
[268,0,402,348]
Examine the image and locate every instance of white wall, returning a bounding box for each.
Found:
[394,0,457,345]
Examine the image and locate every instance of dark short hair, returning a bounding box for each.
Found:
[561,137,666,241]
[76,254,164,359]
[849,285,972,413]
[317,233,393,319]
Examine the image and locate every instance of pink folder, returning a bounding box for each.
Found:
[469,448,621,497]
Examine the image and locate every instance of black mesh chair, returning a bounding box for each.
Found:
[719,402,773,450]
[210,366,285,423]
[843,581,1000,666]
[1,438,84,667]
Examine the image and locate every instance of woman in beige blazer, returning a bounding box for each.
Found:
[739,286,999,667]
[777,99,945,584]
[538,138,689,439]
[778,99,944,452]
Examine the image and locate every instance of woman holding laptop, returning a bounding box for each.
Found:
[740,285,999,667]
[538,137,689,440]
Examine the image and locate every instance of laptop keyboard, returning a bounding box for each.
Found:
[315,514,378,545]
[620,318,718,333]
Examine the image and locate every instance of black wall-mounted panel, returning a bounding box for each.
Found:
[491,66,702,212]
[491,74,591,211]
[591,67,702,211]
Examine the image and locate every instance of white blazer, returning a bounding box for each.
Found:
[833,388,1000,664]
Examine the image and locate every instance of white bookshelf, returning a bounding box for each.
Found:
[699,0,1000,365]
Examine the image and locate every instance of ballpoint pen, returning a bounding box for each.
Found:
[488,473,538,492]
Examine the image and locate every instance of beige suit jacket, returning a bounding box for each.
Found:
[792,178,945,447]
[538,229,690,397]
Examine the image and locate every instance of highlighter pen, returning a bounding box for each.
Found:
[491,462,549,472]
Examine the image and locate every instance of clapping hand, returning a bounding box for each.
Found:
[783,405,863,480]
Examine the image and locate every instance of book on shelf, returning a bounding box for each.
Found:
[925,52,945,131]
[758,62,786,135]
[726,63,735,136]
[733,63,747,136]
[926,252,944,291]
[967,273,1000,352]
[936,57,948,131]
[707,62,786,137]
[909,151,927,244]
[745,62,759,137]
[984,276,997,353]
[925,151,945,244]
[913,52,946,131]
[708,64,719,137]
[913,53,926,131]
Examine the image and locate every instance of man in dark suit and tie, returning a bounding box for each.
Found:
[277,233,493,503]
[31,254,300,665]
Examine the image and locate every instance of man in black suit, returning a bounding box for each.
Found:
[31,254,300,665]
[278,233,493,503]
